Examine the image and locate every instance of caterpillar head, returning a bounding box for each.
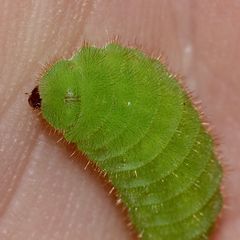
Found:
[28,86,41,109]
[29,60,82,131]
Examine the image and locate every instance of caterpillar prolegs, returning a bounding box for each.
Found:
[28,44,222,240]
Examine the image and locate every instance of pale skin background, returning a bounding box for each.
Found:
[0,0,240,239]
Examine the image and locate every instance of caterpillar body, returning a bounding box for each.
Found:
[28,43,222,240]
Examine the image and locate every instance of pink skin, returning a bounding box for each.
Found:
[0,1,239,239]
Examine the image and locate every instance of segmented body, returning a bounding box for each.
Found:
[38,44,222,240]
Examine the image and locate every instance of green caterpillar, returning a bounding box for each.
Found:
[28,43,222,240]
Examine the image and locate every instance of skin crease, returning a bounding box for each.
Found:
[0,0,240,239]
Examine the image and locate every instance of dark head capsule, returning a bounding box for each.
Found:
[28,86,41,109]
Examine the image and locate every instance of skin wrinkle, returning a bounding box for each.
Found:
[0,0,240,239]
[0,103,40,219]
